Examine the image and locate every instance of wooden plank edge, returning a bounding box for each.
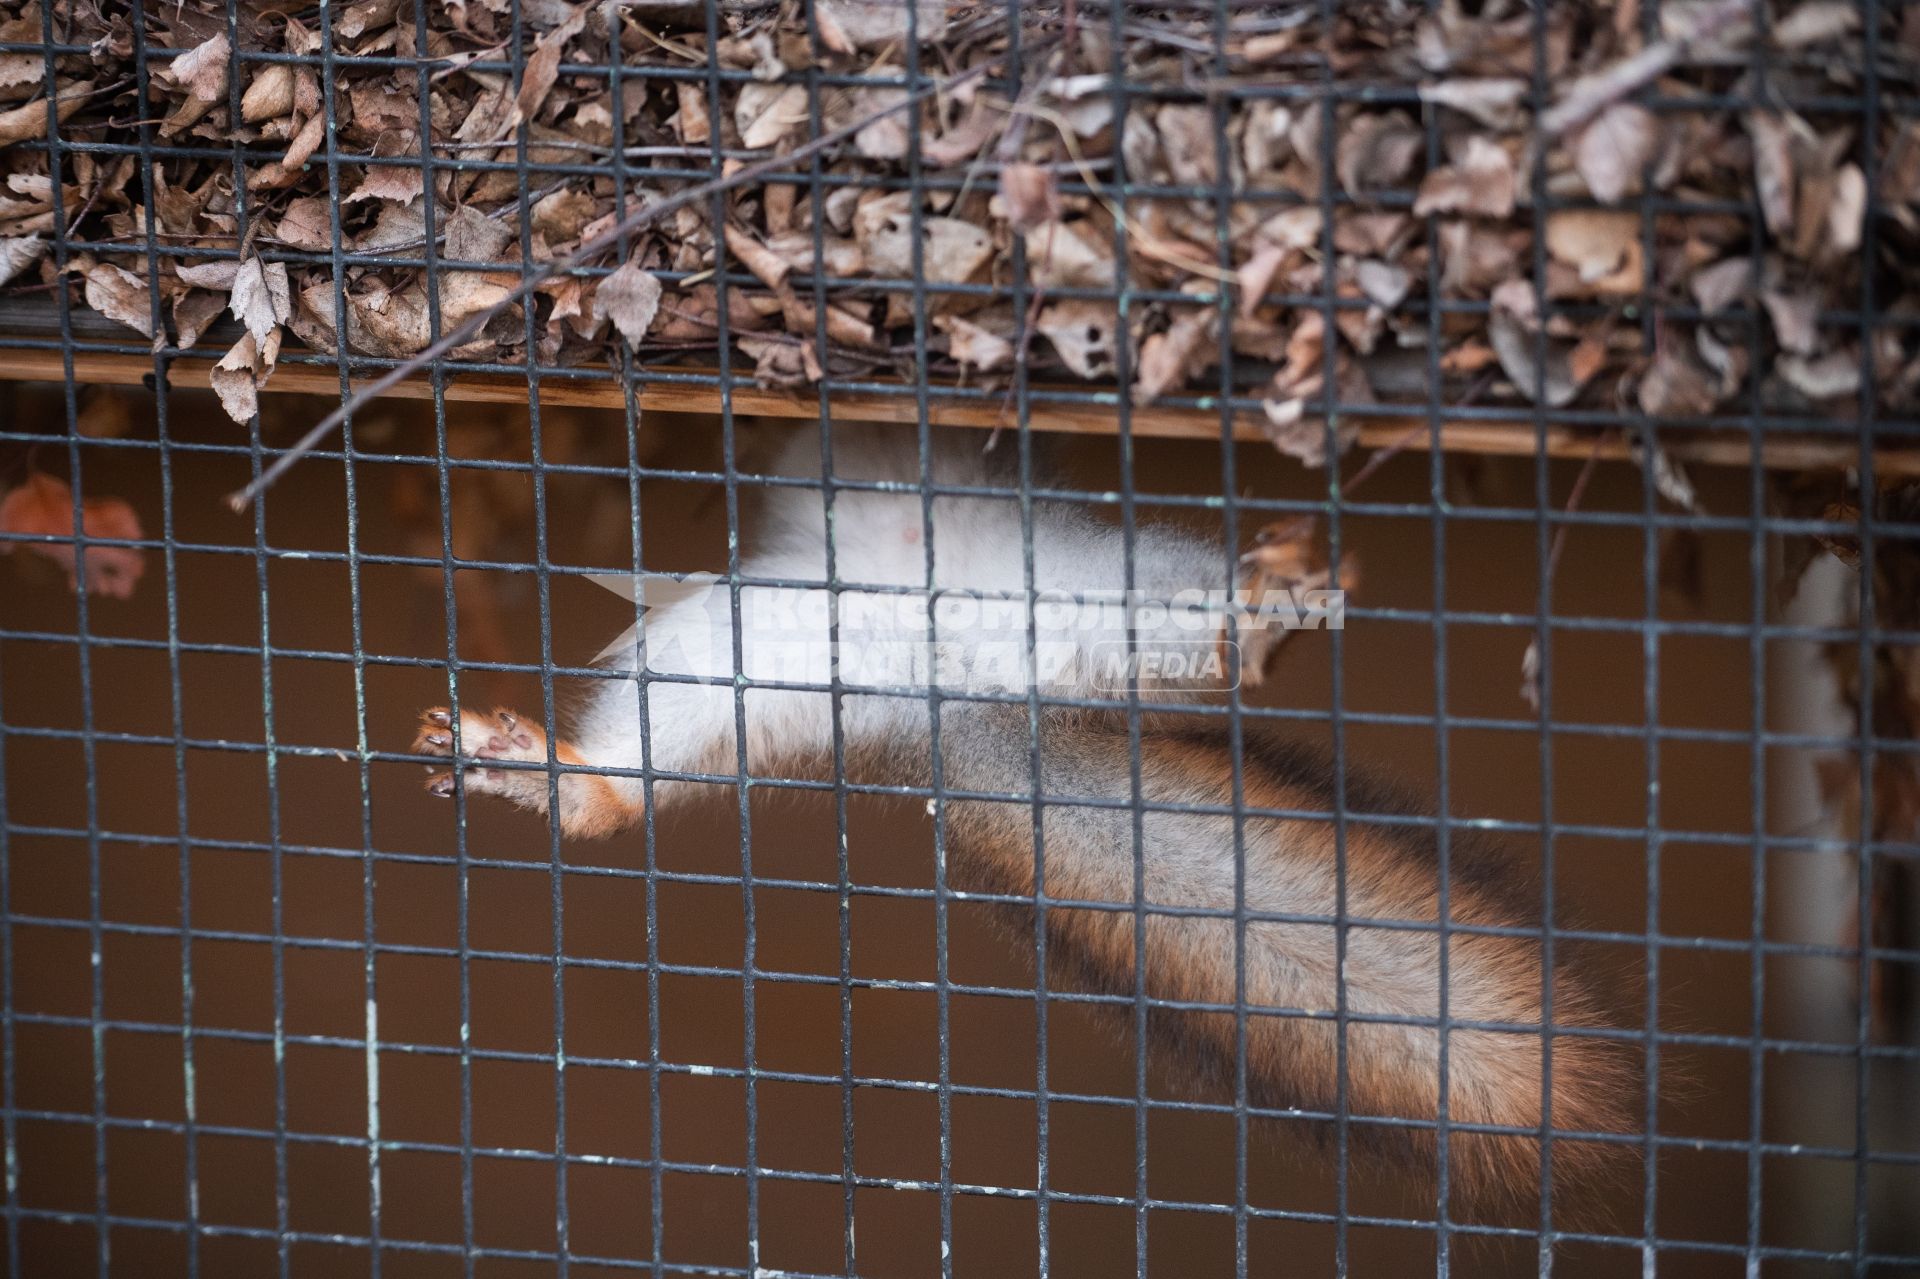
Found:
[4,346,1917,477]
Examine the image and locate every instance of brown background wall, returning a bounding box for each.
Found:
[0,385,1895,1276]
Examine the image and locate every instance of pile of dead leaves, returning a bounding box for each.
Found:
[0,0,1912,449]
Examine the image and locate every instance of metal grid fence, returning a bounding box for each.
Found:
[0,0,1917,1275]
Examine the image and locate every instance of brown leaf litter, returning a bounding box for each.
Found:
[0,0,1906,462]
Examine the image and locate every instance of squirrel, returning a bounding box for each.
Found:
[413,423,1635,1207]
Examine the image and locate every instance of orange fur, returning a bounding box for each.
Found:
[414,706,642,839]
[928,710,1636,1209]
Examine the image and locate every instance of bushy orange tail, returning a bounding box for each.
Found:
[924,705,1637,1207]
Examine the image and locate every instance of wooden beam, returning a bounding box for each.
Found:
[3,345,1916,476]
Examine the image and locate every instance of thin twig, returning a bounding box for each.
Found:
[225,47,1025,511]
[63,176,108,239]
[1519,434,1608,709]
[997,229,1054,426]
[1546,435,1607,582]
[1337,421,1427,497]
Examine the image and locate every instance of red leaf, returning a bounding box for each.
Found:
[0,472,146,598]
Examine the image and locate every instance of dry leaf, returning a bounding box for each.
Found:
[1544,210,1643,293]
[765,232,863,278]
[210,328,285,423]
[858,205,993,284]
[1567,329,1610,386]
[1134,307,1214,405]
[449,80,516,159]
[282,109,326,172]
[1519,638,1542,711]
[510,9,585,131]
[350,280,434,356]
[1259,396,1360,468]
[723,223,792,291]
[673,80,709,145]
[593,257,663,350]
[1773,2,1860,48]
[160,35,229,137]
[1828,164,1866,256]
[440,269,515,327]
[0,234,43,285]
[340,0,400,40]
[935,313,1012,373]
[1762,288,1823,356]
[1240,245,1297,324]
[1335,112,1421,195]
[1156,105,1218,187]
[1419,78,1528,130]
[1437,220,1519,296]
[354,200,427,252]
[1489,279,1584,406]
[346,165,425,206]
[0,54,43,94]
[0,472,145,598]
[176,260,241,290]
[816,0,946,50]
[1439,339,1498,375]
[1045,73,1118,138]
[1575,104,1658,203]
[1638,342,1721,417]
[241,63,294,124]
[1694,324,1749,397]
[272,195,332,249]
[998,163,1061,233]
[1264,308,1373,422]
[1265,209,1327,257]
[346,132,427,205]
[1413,136,1515,218]
[531,188,597,245]
[173,289,226,349]
[1689,257,1751,313]
[79,259,154,338]
[854,87,911,160]
[739,333,816,386]
[1241,31,1301,64]
[1779,349,1862,400]
[229,258,291,344]
[736,82,807,150]
[1544,1,1752,137]
[1022,218,1115,289]
[168,36,230,102]
[1636,442,1704,512]
[444,205,516,263]
[1354,259,1410,309]
[0,79,93,147]
[1037,299,1119,379]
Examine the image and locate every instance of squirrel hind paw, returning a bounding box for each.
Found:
[412,705,550,799]
[409,705,643,841]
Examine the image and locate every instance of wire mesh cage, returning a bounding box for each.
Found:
[0,0,1917,1275]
